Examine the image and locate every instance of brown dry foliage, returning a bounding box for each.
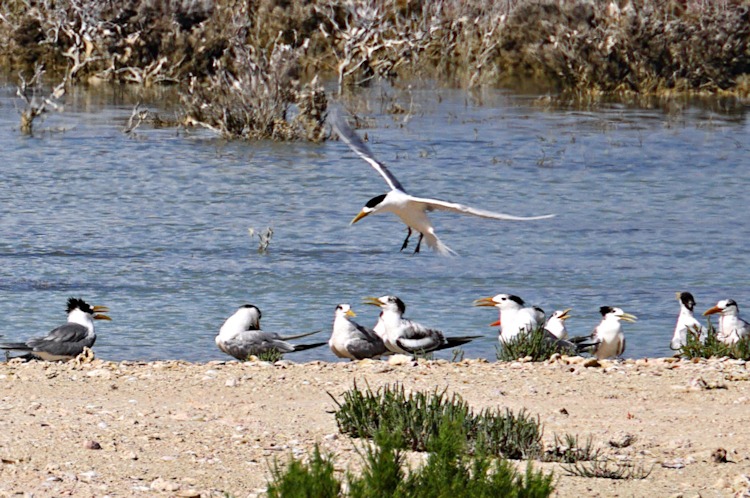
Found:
[1,0,748,139]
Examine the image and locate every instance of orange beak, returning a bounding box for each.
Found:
[703,305,722,316]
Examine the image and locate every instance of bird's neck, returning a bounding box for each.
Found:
[68,309,94,333]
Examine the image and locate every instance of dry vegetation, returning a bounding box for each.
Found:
[1,0,749,138]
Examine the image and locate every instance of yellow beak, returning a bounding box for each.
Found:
[473,296,497,307]
[362,296,383,307]
[93,305,111,321]
[619,312,637,323]
[351,210,369,225]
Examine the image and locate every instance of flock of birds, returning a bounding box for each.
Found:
[1,114,746,363]
[1,292,748,363]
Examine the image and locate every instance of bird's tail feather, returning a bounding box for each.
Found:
[279,330,322,341]
[0,343,31,351]
[290,341,328,352]
[436,335,483,351]
[423,232,458,257]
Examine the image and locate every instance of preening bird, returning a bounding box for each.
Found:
[363,295,479,355]
[215,304,325,360]
[572,306,637,360]
[473,293,544,343]
[703,299,750,345]
[671,291,705,349]
[545,309,572,340]
[329,304,388,360]
[0,297,110,361]
[330,112,555,256]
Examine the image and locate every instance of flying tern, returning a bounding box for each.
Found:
[703,299,750,345]
[571,306,637,360]
[363,295,480,355]
[671,292,705,350]
[329,304,388,360]
[215,304,325,360]
[473,294,544,343]
[0,297,110,361]
[330,112,555,256]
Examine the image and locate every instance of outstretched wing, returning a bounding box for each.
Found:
[411,196,556,221]
[329,110,406,193]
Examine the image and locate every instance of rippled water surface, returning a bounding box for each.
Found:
[1,84,748,362]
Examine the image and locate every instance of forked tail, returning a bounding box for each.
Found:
[423,232,458,257]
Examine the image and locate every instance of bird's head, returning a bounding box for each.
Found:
[600,306,637,322]
[551,308,572,321]
[704,299,738,317]
[351,194,387,224]
[66,297,110,321]
[336,304,356,318]
[676,291,696,312]
[363,295,405,314]
[233,304,262,330]
[473,293,525,310]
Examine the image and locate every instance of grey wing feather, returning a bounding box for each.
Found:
[25,323,94,357]
[329,109,406,193]
[411,196,555,221]
[221,332,295,360]
[396,320,445,352]
[346,322,388,359]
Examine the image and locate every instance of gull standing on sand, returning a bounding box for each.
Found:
[0,297,110,361]
[473,294,544,343]
[363,295,479,355]
[572,306,637,360]
[703,299,750,345]
[671,292,705,349]
[329,304,388,360]
[215,305,326,360]
[330,112,555,256]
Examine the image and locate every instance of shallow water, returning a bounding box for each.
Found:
[0,84,748,362]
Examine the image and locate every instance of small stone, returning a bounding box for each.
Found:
[583,358,601,368]
[225,378,237,387]
[388,354,412,366]
[86,369,112,379]
[122,451,138,460]
[83,440,102,450]
[176,490,201,498]
[150,477,180,492]
[78,470,98,482]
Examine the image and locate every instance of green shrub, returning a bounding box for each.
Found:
[562,458,652,480]
[329,382,544,459]
[679,322,750,360]
[271,421,555,498]
[266,445,340,498]
[496,324,574,363]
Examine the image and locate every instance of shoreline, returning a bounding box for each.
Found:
[0,356,748,496]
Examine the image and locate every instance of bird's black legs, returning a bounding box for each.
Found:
[414,233,424,253]
[400,227,412,251]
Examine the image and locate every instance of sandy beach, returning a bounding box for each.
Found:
[0,355,748,497]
